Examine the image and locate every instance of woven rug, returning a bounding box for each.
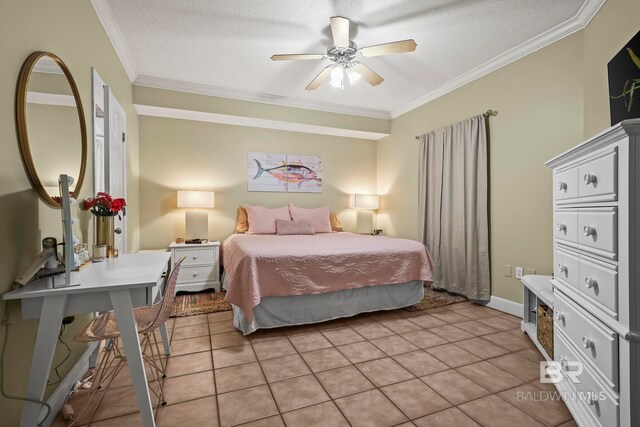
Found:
[403,286,467,311]
[171,290,232,318]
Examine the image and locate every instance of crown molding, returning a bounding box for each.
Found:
[134,104,389,140]
[27,92,76,107]
[33,57,63,75]
[91,0,137,82]
[390,0,606,118]
[133,75,391,120]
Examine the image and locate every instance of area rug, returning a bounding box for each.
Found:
[171,290,232,318]
[403,286,467,311]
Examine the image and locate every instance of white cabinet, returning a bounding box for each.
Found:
[169,241,220,293]
[546,119,640,427]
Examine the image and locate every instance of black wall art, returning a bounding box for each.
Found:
[608,30,640,125]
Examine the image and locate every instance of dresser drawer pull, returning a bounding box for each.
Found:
[583,225,596,236]
[556,223,567,232]
[557,181,567,191]
[584,277,598,289]
[584,173,597,185]
[192,272,199,277]
[558,263,568,274]
[582,336,594,349]
[586,395,598,406]
[192,255,198,260]
[555,311,565,322]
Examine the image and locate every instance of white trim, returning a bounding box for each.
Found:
[133,75,391,120]
[484,295,524,318]
[134,104,388,140]
[27,92,76,107]
[390,0,605,118]
[41,342,99,426]
[33,57,63,75]
[90,0,137,82]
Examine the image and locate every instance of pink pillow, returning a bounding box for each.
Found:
[275,219,315,235]
[245,205,291,234]
[289,204,332,233]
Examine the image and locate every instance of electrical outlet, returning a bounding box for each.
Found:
[515,267,524,279]
[504,265,512,277]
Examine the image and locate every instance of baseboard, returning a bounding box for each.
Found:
[484,295,523,318]
[41,341,99,426]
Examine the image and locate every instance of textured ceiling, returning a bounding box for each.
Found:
[106,0,586,115]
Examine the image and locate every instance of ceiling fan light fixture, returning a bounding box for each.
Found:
[346,66,361,85]
[330,65,345,89]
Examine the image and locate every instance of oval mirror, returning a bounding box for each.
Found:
[16,51,87,207]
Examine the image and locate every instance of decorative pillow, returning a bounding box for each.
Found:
[289,204,332,233]
[245,205,291,234]
[275,219,316,235]
[235,207,249,233]
[330,213,343,232]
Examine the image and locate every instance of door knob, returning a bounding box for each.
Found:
[114,228,122,234]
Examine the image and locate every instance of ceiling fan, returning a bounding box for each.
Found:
[271,16,417,90]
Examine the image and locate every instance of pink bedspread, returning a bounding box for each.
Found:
[223,232,434,321]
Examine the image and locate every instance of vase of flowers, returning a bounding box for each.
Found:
[83,192,126,257]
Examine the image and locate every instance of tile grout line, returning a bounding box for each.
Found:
[205,317,223,427]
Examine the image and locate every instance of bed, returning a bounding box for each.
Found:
[223,232,434,334]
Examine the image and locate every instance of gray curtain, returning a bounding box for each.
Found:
[418,114,490,301]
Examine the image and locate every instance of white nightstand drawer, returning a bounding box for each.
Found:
[579,256,618,318]
[578,148,617,203]
[555,248,580,290]
[555,210,578,244]
[577,208,617,260]
[178,265,216,284]
[174,247,215,266]
[554,164,579,203]
[554,291,618,386]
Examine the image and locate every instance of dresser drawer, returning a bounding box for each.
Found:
[554,292,618,385]
[174,247,216,266]
[554,210,578,244]
[555,248,580,290]
[554,164,579,203]
[555,330,619,426]
[579,256,618,318]
[578,148,617,203]
[177,265,217,284]
[577,208,617,260]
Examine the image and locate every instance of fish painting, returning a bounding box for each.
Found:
[248,152,322,193]
[253,159,322,188]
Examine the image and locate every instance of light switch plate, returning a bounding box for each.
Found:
[504,265,512,277]
[515,267,524,279]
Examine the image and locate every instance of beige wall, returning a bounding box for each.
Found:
[378,0,640,304]
[139,116,377,249]
[0,1,139,424]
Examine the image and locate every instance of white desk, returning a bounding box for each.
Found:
[3,252,171,427]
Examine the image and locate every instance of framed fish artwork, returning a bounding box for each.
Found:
[608,30,640,125]
[248,152,322,193]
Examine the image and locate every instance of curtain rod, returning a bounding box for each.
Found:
[414,109,498,140]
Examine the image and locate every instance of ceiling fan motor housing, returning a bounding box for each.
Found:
[328,41,359,65]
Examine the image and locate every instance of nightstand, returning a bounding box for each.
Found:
[169,241,220,292]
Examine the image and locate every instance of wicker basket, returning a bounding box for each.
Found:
[537,304,554,359]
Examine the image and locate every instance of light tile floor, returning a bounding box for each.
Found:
[54,302,577,427]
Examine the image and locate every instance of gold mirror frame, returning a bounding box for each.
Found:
[15,51,87,208]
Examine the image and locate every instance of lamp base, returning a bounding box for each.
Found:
[185,210,208,240]
[355,210,374,235]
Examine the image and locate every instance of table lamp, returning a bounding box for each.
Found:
[350,194,379,234]
[177,190,215,240]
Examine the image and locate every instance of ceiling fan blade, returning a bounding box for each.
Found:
[352,63,384,86]
[271,54,325,61]
[359,39,417,57]
[330,16,350,48]
[306,65,334,90]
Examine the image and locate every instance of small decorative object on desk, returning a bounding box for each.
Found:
[83,192,126,258]
[373,229,384,236]
[73,243,91,270]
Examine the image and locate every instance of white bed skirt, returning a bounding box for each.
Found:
[223,275,424,335]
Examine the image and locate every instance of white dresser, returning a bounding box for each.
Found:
[169,241,221,292]
[546,119,640,427]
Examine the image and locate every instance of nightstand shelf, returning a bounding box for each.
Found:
[169,241,220,293]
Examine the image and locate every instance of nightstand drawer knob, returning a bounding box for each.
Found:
[192,272,198,277]
[583,225,596,237]
[582,336,594,349]
[558,263,568,274]
[584,173,597,185]
[556,223,566,232]
[555,311,565,322]
[192,255,198,260]
[557,181,567,191]
[585,277,597,289]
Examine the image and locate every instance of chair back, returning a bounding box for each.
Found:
[137,257,185,334]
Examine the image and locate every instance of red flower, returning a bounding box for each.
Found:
[110,198,126,212]
[83,192,126,216]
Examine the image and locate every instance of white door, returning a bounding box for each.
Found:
[92,69,106,194]
[104,88,127,254]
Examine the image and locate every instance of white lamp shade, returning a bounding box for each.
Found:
[177,191,215,208]
[349,194,379,210]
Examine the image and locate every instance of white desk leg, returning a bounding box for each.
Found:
[159,322,171,355]
[110,290,155,427]
[20,295,67,427]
